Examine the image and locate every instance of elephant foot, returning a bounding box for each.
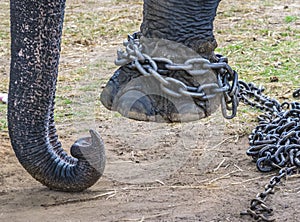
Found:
[100,65,220,123]
[100,36,224,123]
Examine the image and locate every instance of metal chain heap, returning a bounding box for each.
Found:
[114,33,299,222]
[115,33,239,119]
[238,81,300,221]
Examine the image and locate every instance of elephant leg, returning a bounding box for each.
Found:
[8,0,105,191]
[101,0,222,122]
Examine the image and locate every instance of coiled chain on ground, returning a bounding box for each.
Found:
[115,33,300,221]
[239,81,300,221]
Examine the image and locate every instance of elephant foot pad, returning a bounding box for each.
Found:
[100,66,221,123]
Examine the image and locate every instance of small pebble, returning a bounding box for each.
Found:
[0,93,8,104]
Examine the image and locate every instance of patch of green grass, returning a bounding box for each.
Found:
[78,84,98,92]
[0,104,7,131]
[284,15,298,23]
[113,112,122,118]
[62,1,142,47]
[54,59,115,124]
[262,1,275,7]
[216,20,299,95]
[0,119,7,131]
[216,52,298,125]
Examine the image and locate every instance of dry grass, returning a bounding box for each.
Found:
[0,0,299,132]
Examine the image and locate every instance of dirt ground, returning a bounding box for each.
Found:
[1,0,300,222]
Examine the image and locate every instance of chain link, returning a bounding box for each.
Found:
[115,33,239,119]
[114,33,299,221]
[241,166,297,222]
[293,88,300,98]
[239,81,300,221]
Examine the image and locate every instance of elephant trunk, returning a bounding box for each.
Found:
[141,0,221,61]
[8,0,105,192]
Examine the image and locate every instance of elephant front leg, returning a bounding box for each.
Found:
[100,0,235,122]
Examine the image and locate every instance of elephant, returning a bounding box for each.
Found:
[100,0,226,122]
[8,0,222,192]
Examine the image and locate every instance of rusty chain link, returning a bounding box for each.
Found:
[115,33,239,119]
[114,33,299,221]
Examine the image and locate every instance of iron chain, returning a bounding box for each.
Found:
[293,88,300,98]
[115,33,239,119]
[240,166,297,222]
[115,33,299,221]
[239,81,300,221]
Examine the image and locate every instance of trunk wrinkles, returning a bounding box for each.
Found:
[8,0,105,192]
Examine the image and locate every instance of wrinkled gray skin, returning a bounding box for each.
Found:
[141,0,220,59]
[8,0,220,192]
[101,0,221,122]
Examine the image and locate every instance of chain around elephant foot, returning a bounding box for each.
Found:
[100,34,239,122]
